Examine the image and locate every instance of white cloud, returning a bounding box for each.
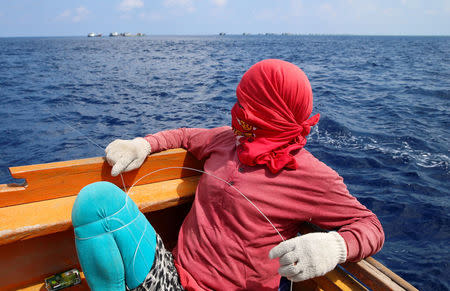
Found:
[72,6,90,22]
[118,0,144,12]
[56,6,90,23]
[211,0,227,7]
[164,0,196,13]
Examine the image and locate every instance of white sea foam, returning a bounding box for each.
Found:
[312,125,449,171]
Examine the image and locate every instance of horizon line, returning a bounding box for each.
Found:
[1,33,449,38]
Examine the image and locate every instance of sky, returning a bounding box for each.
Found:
[0,0,449,37]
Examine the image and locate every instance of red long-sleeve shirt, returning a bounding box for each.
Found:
[145,126,384,291]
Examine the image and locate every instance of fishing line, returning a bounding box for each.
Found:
[43,106,285,239]
[74,166,287,247]
[43,106,105,151]
[126,166,287,242]
[75,165,293,290]
[43,105,129,191]
[47,108,293,289]
[120,173,128,193]
[127,166,295,291]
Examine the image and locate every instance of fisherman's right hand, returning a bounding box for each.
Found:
[105,137,151,176]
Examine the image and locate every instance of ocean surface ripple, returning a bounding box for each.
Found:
[1,35,449,290]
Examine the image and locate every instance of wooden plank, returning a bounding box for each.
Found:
[0,176,199,246]
[292,279,319,291]
[323,267,368,291]
[342,258,418,291]
[341,260,403,290]
[292,263,368,291]
[0,230,81,291]
[312,275,344,291]
[0,149,203,208]
[365,257,418,291]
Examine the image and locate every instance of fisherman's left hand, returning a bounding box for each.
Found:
[268,232,347,282]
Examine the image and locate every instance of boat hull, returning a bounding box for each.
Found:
[0,149,417,291]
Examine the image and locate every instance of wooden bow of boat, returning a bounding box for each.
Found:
[0,149,417,291]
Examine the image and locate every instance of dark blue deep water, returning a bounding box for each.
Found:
[1,35,449,290]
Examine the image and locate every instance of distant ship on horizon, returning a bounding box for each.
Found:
[86,32,146,37]
[87,32,102,37]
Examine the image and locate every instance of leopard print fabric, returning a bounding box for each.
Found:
[133,234,184,291]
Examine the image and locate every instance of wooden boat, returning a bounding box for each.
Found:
[0,149,418,291]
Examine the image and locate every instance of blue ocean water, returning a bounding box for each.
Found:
[0,35,449,290]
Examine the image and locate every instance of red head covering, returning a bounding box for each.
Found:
[231,59,320,173]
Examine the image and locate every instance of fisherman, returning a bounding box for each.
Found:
[72,59,384,290]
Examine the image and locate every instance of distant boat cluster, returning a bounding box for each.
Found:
[88,32,342,38]
[220,32,302,36]
[87,32,146,37]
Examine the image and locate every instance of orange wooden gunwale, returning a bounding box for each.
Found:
[0,148,203,208]
[0,149,418,291]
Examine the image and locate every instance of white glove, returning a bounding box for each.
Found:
[105,137,151,176]
[269,232,347,282]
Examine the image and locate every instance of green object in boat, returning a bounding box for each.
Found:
[45,268,81,290]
